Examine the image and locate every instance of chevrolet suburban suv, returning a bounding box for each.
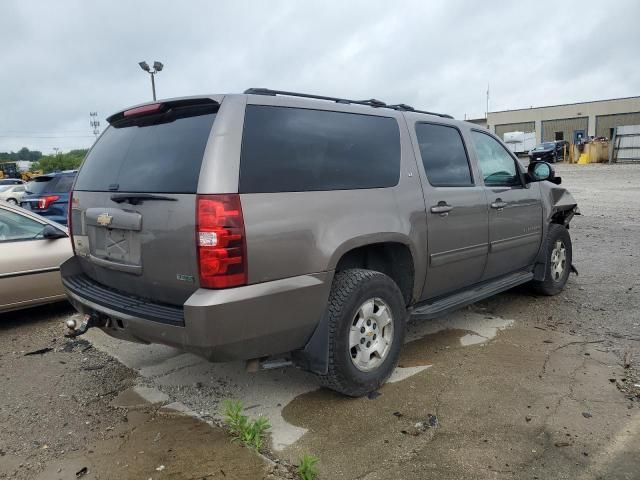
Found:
[61,89,578,396]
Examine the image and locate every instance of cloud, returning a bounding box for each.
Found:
[0,0,637,153]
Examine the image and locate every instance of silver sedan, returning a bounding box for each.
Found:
[0,202,72,313]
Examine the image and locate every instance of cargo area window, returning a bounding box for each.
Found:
[415,123,473,187]
[239,106,401,193]
[74,107,217,194]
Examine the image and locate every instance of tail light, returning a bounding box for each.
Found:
[67,194,75,254]
[196,194,247,289]
[38,195,59,209]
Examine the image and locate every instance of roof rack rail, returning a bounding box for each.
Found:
[243,88,453,119]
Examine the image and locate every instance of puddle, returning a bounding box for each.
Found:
[33,390,268,480]
[86,310,514,453]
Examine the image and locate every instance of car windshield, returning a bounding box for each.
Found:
[25,176,54,194]
[534,143,555,151]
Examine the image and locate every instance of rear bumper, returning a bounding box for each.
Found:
[61,257,333,361]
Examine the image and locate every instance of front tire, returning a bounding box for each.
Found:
[530,224,572,295]
[317,269,406,397]
[6,198,17,205]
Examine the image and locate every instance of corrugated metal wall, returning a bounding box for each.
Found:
[612,124,640,163]
[596,112,640,139]
[495,122,535,139]
[541,117,588,142]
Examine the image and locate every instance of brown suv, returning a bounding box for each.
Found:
[62,89,578,396]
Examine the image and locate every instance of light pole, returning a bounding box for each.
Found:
[138,61,164,101]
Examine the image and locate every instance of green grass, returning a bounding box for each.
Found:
[297,453,319,480]
[222,399,271,451]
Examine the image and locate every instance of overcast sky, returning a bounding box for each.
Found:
[1,0,638,154]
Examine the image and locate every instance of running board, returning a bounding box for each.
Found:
[410,271,534,320]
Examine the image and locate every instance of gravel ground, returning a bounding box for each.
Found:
[1,162,639,479]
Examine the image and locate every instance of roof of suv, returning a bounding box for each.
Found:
[106,89,456,127]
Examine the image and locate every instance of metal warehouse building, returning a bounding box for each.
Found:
[487,96,640,144]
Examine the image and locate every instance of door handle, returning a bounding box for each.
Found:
[491,199,508,210]
[430,202,453,216]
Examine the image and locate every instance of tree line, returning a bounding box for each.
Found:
[0,147,88,174]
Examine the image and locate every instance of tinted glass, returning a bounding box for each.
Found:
[0,208,44,242]
[240,106,400,193]
[25,176,54,194]
[74,113,216,193]
[52,175,75,193]
[415,123,472,186]
[471,131,519,187]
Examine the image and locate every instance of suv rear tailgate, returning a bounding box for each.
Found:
[69,98,219,306]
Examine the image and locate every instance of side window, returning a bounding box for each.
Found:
[471,131,520,187]
[239,105,401,193]
[14,186,25,192]
[415,123,473,186]
[0,208,44,242]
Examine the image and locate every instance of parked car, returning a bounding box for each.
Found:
[61,89,579,396]
[528,141,568,163]
[20,171,77,225]
[0,178,24,186]
[0,184,27,204]
[0,202,72,313]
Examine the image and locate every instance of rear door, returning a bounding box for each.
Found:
[70,99,219,306]
[469,130,543,281]
[410,121,489,299]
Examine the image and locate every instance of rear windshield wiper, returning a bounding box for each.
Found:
[110,193,178,205]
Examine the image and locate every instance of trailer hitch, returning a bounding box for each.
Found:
[64,313,106,338]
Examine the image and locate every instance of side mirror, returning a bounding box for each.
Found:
[42,224,68,240]
[527,161,554,183]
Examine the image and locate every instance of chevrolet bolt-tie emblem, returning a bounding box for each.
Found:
[96,213,113,227]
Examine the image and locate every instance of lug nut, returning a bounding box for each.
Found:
[360,338,365,344]
[366,341,371,348]
[366,319,371,326]
[373,334,377,340]
[373,323,377,330]
[360,327,365,334]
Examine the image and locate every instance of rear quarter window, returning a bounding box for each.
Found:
[239,105,401,193]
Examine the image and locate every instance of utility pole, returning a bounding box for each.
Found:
[486,83,490,119]
[53,147,60,156]
[89,112,100,139]
[138,61,164,101]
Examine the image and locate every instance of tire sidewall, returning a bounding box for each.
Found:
[334,273,405,390]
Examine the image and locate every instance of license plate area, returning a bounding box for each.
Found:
[90,227,141,266]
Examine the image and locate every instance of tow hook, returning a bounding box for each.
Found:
[64,313,106,338]
[570,264,579,276]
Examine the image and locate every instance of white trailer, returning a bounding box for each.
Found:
[503,131,536,155]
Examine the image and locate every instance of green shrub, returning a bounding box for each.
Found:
[298,453,319,480]
[222,399,271,451]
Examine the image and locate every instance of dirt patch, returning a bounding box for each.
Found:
[0,305,281,480]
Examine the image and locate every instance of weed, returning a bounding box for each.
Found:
[222,399,271,451]
[297,453,319,480]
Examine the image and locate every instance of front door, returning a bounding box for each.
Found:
[411,122,489,299]
[469,130,543,281]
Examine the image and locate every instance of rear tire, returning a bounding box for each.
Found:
[316,269,406,397]
[530,224,572,296]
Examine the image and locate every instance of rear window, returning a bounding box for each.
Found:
[239,105,401,193]
[25,176,54,195]
[74,111,216,193]
[415,123,473,186]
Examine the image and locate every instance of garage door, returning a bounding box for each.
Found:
[596,112,640,139]
[541,117,588,143]
[495,122,535,140]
